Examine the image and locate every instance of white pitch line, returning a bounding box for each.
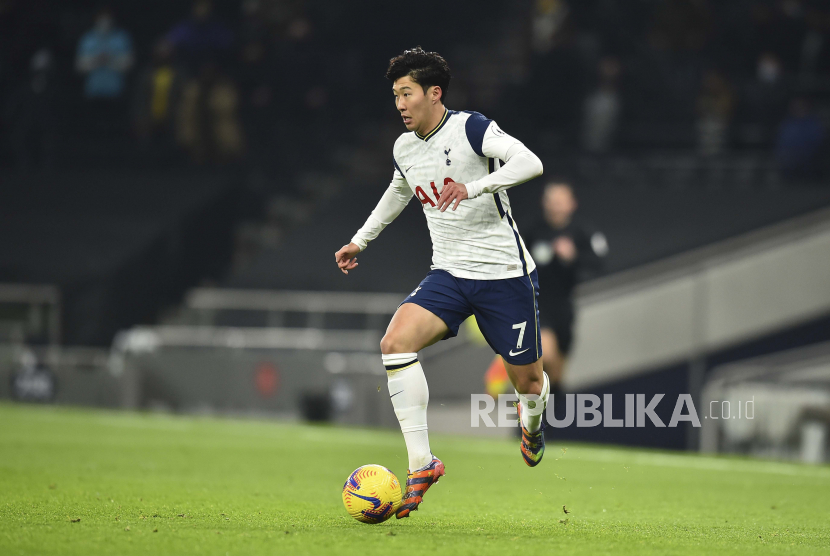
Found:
[572,447,830,479]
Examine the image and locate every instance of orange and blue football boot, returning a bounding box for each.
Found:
[395,457,445,519]
[517,402,546,467]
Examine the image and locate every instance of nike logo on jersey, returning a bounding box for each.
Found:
[406,165,414,172]
[509,348,530,357]
[410,286,422,296]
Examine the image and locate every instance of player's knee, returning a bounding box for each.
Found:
[380,332,407,355]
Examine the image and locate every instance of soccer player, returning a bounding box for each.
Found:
[526,183,608,416]
[334,47,548,519]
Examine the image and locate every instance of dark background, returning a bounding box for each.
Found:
[3,0,830,345]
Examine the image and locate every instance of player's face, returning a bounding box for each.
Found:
[544,185,577,226]
[392,76,431,132]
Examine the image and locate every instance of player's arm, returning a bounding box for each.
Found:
[437,117,543,212]
[335,165,413,274]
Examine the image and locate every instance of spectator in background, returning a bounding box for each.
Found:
[237,0,269,46]
[167,0,233,74]
[798,4,830,80]
[531,0,571,55]
[744,1,806,73]
[76,6,133,100]
[526,183,607,415]
[0,0,61,102]
[5,48,56,172]
[75,6,133,143]
[275,16,323,124]
[776,97,826,179]
[740,52,789,146]
[133,40,183,164]
[525,0,587,144]
[696,69,733,156]
[176,63,244,164]
[582,56,622,154]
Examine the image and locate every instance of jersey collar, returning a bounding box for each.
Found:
[415,108,451,142]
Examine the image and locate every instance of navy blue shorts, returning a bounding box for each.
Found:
[401,269,542,366]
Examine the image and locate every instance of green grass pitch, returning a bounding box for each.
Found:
[1,403,828,555]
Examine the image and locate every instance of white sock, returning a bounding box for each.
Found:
[516,372,550,433]
[383,353,432,471]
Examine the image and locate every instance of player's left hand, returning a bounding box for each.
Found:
[437,180,468,212]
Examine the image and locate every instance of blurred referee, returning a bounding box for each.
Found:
[526,182,608,411]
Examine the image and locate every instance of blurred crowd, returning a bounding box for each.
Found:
[2,0,830,181]
[0,0,332,174]
[523,0,830,178]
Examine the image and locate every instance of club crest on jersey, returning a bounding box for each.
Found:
[444,148,451,166]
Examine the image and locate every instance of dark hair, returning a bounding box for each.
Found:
[386,46,451,103]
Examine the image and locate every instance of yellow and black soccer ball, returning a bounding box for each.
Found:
[342,464,402,524]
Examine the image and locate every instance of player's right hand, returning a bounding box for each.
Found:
[335,243,361,275]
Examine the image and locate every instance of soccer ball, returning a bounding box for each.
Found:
[342,464,402,524]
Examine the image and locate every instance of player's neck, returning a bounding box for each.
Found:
[416,104,447,137]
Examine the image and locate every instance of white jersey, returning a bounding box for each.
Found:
[351,109,543,280]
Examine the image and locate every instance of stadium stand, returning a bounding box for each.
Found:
[0,170,246,344]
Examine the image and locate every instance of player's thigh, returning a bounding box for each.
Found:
[381,302,449,354]
[382,270,472,354]
[472,271,542,367]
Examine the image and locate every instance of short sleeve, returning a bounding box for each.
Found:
[480,121,523,161]
[465,112,523,160]
[464,111,491,157]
